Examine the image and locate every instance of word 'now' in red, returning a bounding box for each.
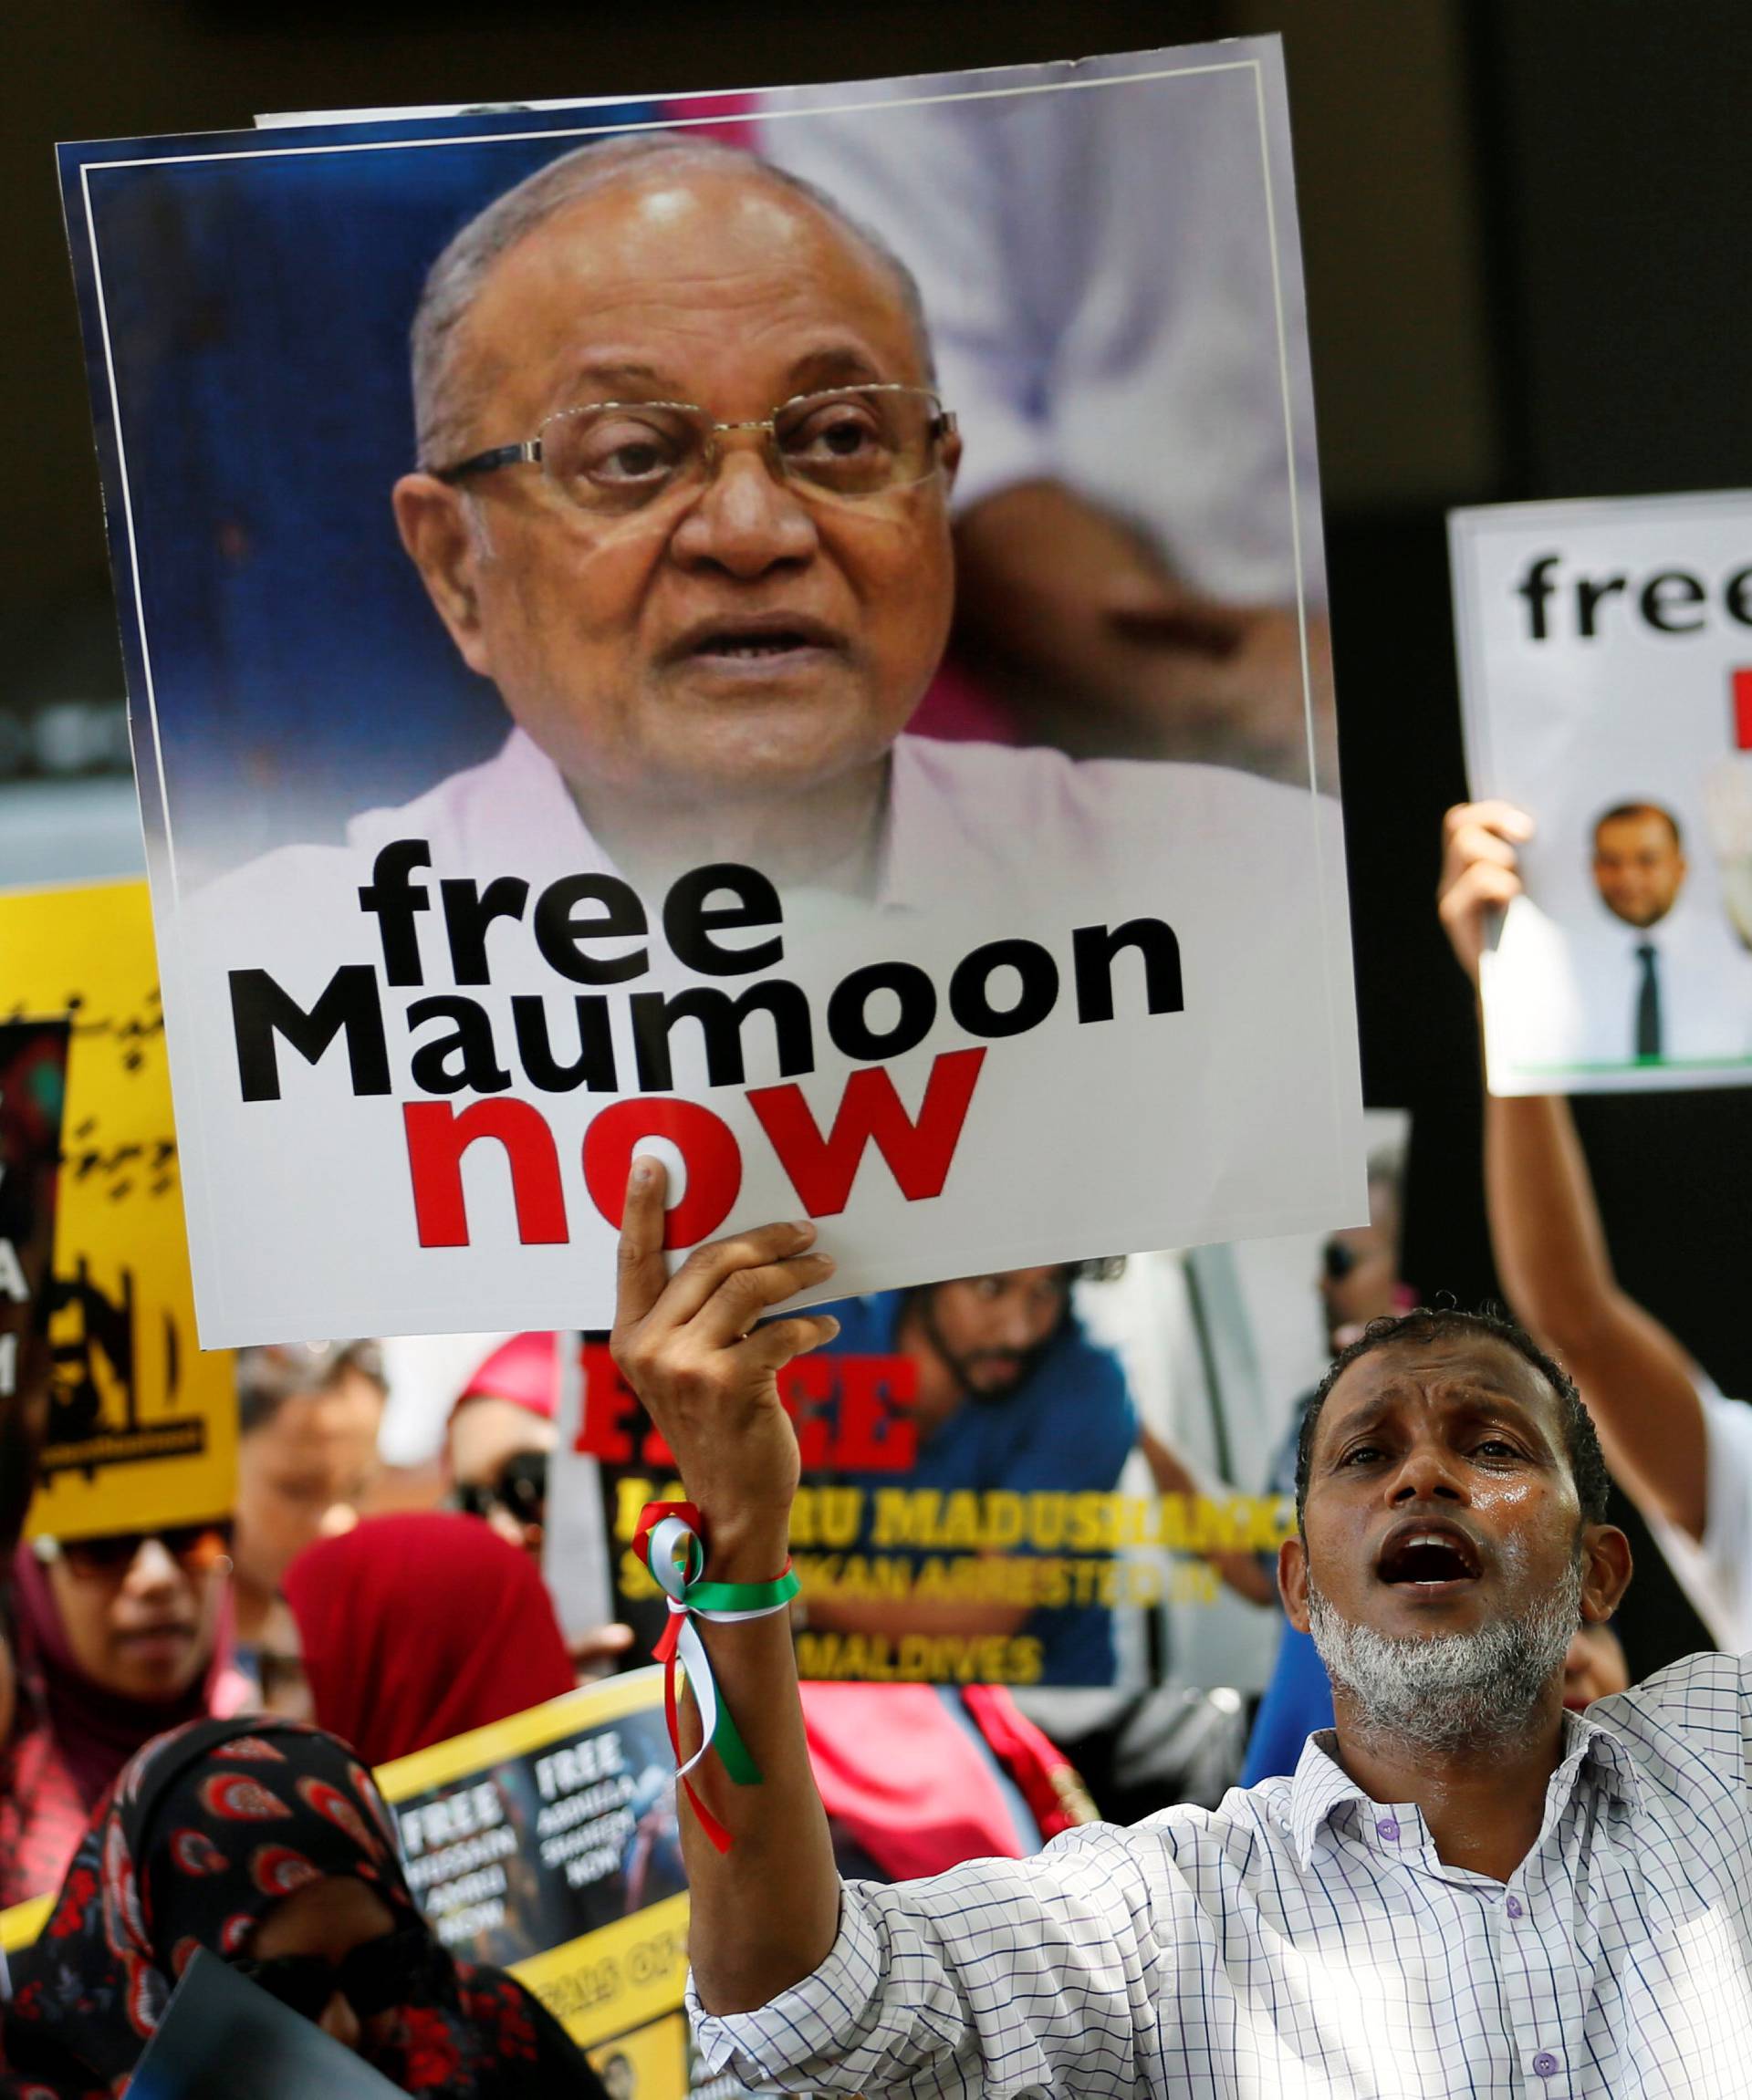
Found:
[402,1047,986,1250]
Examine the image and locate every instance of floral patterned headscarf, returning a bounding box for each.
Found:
[1,1717,580,2100]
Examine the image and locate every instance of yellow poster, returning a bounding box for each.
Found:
[0,880,235,1540]
[375,1667,689,2070]
[0,1892,51,1957]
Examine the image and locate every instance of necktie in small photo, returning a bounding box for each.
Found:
[1635,941,1662,1059]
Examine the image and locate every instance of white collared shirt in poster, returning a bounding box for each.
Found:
[166,731,1361,1343]
[1485,892,1752,1081]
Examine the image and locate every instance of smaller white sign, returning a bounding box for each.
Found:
[1451,490,1752,1094]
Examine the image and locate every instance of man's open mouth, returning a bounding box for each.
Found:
[672,614,843,663]
[1375,1522,1483,1586]
[696,633,817,659]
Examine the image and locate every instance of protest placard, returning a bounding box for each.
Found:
[0,1021,71,1535]
[0,883,236,1540]
[1452,491,1752,1093]
[57,42,1362,1346]
[374,1669,687,2061]
[1,1671,690,2092]
[570,1330,1287,1692]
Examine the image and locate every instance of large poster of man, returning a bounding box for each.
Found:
[1451,490,1752,1093]
[58,42,1362,1346]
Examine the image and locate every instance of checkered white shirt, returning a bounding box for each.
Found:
[690,1650,1752,2096]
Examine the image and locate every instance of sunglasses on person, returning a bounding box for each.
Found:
[451,1448,548,1529]
[232,1923,443,2022]
[34,1523,234,1582]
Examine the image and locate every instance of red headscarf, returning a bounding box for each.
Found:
[282,1514,574,1768]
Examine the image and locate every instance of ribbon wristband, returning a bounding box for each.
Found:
[632,1502,799,1853]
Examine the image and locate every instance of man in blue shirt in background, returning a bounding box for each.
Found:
[805,1263,1138,1687]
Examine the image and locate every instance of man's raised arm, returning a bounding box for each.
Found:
[1438,802,1710,1540]
[609,1158,844,2012]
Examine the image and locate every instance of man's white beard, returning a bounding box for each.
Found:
[1306,1555,1583,1752]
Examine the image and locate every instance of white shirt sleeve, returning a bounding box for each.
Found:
[1640,1381,1752,1655]
[687,1825,1162,2100]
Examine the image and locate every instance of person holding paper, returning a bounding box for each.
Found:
[1442,797,1752,1650]
[0,1716,602,2098]
[604,1155,1752,2097]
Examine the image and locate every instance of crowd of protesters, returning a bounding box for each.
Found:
[3,778,1741,2092]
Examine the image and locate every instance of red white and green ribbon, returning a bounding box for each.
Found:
[632,1500,799,1854]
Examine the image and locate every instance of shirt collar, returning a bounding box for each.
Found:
[877,735,986,913]
[1287,1731,1368,1869]
[478,730,610,873]
[1554,1701,1643,1813]
[1287,1706,1642,1871]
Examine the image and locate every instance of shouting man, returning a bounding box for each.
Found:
[610,1157,1752,2096]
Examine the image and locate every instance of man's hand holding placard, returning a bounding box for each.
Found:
[609,1159,843,2012]
[610,1160,841,1582]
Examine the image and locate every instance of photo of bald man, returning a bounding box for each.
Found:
[65,60,1362,1340]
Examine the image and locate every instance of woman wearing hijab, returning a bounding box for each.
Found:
[0,1715,601,2099]
[281,1513,575,1768]
[0,1527,245,1907]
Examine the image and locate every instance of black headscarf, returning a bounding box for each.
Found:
[1,1717,599,2100]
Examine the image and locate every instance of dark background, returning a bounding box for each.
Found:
[9,0,1750,1672]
